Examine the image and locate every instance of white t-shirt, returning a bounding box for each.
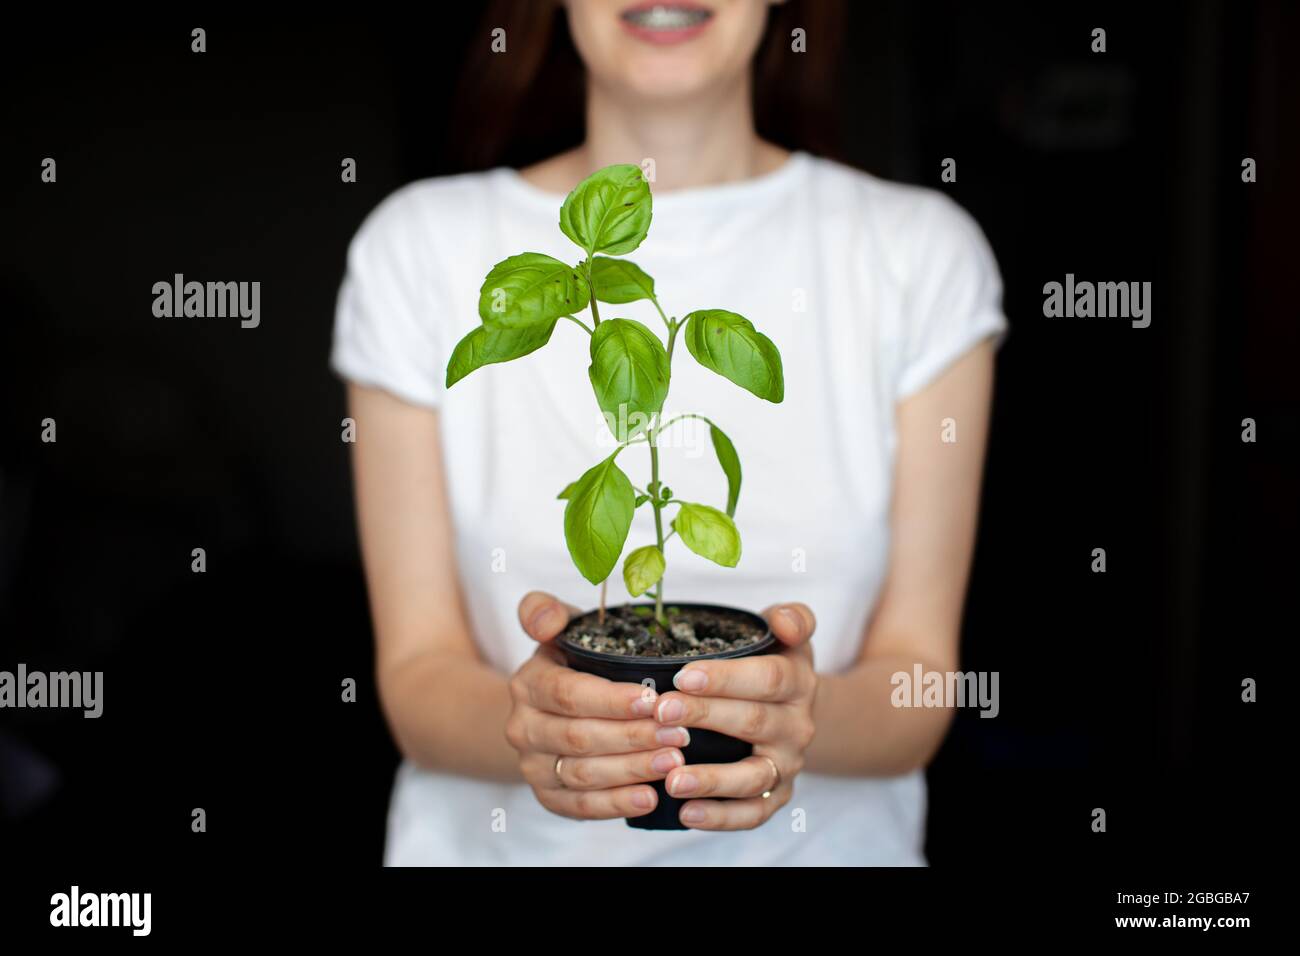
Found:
[330,151,1007,866]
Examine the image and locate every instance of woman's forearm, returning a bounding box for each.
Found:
[380,644,956,781]
[378,650,522,783]
[805,654,956,777]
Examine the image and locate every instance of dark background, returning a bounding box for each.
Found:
[0,0,1292,881]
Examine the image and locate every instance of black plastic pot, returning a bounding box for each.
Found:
[556,602,776,830]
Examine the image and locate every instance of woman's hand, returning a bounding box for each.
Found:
[655,604,818,830]
[506,592,690,820]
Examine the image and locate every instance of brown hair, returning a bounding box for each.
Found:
[451,0,846,171]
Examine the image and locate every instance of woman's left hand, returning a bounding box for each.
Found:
[654,603,817,830]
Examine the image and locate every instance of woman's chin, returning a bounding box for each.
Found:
[606,61,725,103]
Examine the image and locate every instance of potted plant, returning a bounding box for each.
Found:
[445,164,785,829]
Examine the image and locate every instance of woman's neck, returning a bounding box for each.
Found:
[520,76,789,194]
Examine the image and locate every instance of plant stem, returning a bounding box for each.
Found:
[643,319,681,628]
[562,314,592,335]
[657,412,709,433]
[650,296,673,334]
[599,579,606,625]
[584,259,601,326]
[648,414,667,626]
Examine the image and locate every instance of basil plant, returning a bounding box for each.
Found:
[446,164,784,624]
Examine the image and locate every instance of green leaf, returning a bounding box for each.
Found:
[478,253,589,328]
[446,320,558,388]
[588,318,670,441]
[634,494,650,508]
[591,257,656,304]
[563,453,637,584]
[682,309,784,402]
[672,502,741,568]
[623,545,665,598]
[708,423,742,518]
[557,481,578,501]
[559,164,652,256]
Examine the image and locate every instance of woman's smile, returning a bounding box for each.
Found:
[619,2,716,45]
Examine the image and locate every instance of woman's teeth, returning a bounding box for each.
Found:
[621,6,713,31]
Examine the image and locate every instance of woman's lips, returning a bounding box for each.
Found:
[619,3,715,45]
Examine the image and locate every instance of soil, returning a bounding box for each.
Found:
[561,604,766,658]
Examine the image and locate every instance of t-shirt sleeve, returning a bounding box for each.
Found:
[895,194,1009,399]
[329,187,446,410]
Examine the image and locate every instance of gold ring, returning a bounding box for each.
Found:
[757,755,781,798]
[554,756,566,787]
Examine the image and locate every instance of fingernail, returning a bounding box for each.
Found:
[669,772,698,796]
[777,606,801,635]
[529,605,558,635]
[674,668,707,692]
[651,750,682,774]
[655,726,690,747]
[631,691,658,717]
[657,698,683,723]
[631,788,654,810]
[680,804,706,824]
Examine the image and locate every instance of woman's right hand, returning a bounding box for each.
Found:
[506,591,689,820]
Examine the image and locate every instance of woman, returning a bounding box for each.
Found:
[331,0,1005,865]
